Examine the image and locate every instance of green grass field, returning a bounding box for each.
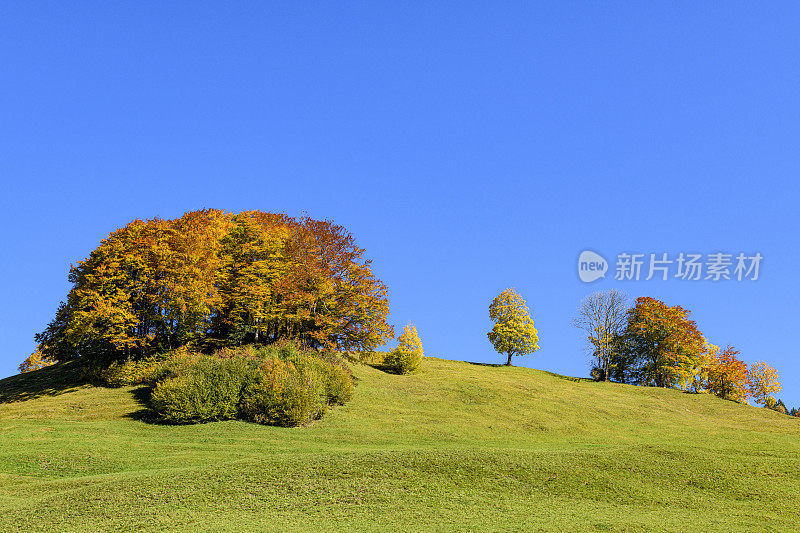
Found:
[0,357,798,531]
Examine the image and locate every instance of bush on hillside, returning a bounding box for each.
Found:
[287,353,354,405]
[133,346,353,427]
[384,324,424,374]
[99,360,142,387]
[239,359,328,426]
[355,351,388,365]
[97,349,201,388]
[150,356,254,423]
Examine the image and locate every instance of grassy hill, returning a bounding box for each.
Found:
[0,357,798,531]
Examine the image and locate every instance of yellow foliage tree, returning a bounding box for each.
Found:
[385,324,424,374]
[678,341,717,393]
[18,346,57,373]
[747,362,781,406]
[36,210,393,363]
[487,288,539,366]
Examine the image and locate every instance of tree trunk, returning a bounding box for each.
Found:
[506,353,512,366]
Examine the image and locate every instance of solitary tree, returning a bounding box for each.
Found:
[747,361,781,407]
[385,324,424,374]
[487,288,539,366]
[571,290,628,381]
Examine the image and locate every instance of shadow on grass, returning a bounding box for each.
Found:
[0,361,87,403]
[122,386,166,424]
[367,363,403,375]
[466,361,593,383]
[537,369,592,383]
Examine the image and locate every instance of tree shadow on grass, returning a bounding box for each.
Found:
[466,361,592,383]
[122,386,167,424]
[537,369,592,383]
[0,361,87,403]
[367,363,404,375]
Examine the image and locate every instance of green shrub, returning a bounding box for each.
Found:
[239,360,327,427]
[287,354,353,405]
[357,351,387,365]
[137,345,352,426]
[324,363,354,405]
[143,349,202,386]
[99,360,140,387]
[98,350,197,388]
[150,356,254,423]
[384,324,424,374]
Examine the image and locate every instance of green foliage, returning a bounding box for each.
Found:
[239,359,327,427]
[354,350,387,365]
[324,363,354,405]
[150,356,255,423]
[384,324,424,374]
[99,360,142,387]
[137,346,352,426]
[97,350,199,388]
[287,353,354,405]
[3,357,800,531]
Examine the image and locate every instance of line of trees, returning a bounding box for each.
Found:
[36,210,394,365]
[573,291,789,411]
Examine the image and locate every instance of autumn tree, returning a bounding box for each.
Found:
[572,290,628,381]
[18,346,57,373]
[276,216,393,351]
[679,341,717,393]
[36,210,393,364]
[769,399,788,414]
[747,361,781,407]
[487,288,539,366]
[614,297,705,387]
[216,212,289,345]
[385,324,424,374]
[706,346,749,402]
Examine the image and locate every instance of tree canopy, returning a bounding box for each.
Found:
[487,288,539,366]
[612,297,706,388]
[36,210,394,363]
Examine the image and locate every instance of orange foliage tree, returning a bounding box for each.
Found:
[36,210,393,363]
[706,346,749,402]
[615,297,706,387]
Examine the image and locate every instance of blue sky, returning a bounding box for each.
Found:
[1,3,798,406]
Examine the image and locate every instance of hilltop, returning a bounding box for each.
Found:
[0,357,798,531]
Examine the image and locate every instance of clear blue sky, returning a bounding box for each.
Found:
[1,3,798,406]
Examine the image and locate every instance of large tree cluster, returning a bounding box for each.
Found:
[37,209,393,363]
[574,293,786,408]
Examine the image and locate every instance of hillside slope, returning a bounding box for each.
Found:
[0,357,798,531]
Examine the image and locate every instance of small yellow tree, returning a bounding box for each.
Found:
[747,362,781,406]
[679,341,717,393]
[18,346,57,373]
[487,288,539,366]
[385,324,424,374]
